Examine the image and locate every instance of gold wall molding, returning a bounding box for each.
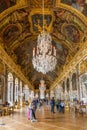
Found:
[50,41,87,90]
[0,44,34,90]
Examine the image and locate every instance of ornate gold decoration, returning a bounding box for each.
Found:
[56,0,61,6]
[0,0,87,91]
[28,0,56,8]
[29,9,54,33]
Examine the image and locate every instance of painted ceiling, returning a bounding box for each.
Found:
[0,0,87,89]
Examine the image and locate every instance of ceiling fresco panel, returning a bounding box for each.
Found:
[2,24,20,43]
[0,8,31,48]
[61,0,87,17]
[0,0,16,13]
[53,8,87,52]
[62,24,80,43]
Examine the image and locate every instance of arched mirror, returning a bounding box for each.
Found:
[81,73,87,99]
[7,72,13,105]
[72,73,77,90]
[66,78,70,92]
[62,81,65,93]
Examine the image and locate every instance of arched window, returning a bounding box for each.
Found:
[23,84,29,101]
[81,73,87,98]
[15,78,18,102]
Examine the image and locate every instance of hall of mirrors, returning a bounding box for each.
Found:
[0,55,87,108]
[0,0,87,130]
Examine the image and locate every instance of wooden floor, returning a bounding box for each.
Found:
[0,105,87,130]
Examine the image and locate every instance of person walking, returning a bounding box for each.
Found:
[60,100,65,113]
[50,97,55,113]
[28,100,37,122]
[55,99,60,112]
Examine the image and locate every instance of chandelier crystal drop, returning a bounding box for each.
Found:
[32,30,57,74]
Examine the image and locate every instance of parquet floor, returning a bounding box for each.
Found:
[0,105,87,130]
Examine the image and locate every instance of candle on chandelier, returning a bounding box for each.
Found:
[33,48,35,57]
[50,44,52,53]
[53,46,56,56]
[37,46,39,55]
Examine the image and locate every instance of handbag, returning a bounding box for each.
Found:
[27,109,30,120]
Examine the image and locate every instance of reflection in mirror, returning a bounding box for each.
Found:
[66,78,70,92]
[81,74,87,98]
[72,73,77,90]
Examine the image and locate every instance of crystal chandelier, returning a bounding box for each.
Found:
[32,0,57,74]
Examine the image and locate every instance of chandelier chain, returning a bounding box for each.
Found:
[42,0,44,31]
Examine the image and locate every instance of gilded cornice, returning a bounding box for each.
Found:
[0,43,34,90]
[50,41,87,90]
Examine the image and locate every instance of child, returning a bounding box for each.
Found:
[28,101,37,122]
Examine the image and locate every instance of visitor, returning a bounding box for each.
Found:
[50,97,55,113]
[60,100,65,113]
[28,100,37,122]
[55,99,60,112]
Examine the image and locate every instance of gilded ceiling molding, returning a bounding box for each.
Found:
[0,0,27,21]
[8,41,21,51]
[0,44,34,90]
[55,3,87,26]
[50,41,87,90]
[56,0,61,6]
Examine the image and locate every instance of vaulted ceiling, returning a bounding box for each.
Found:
[0,0,87,90]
